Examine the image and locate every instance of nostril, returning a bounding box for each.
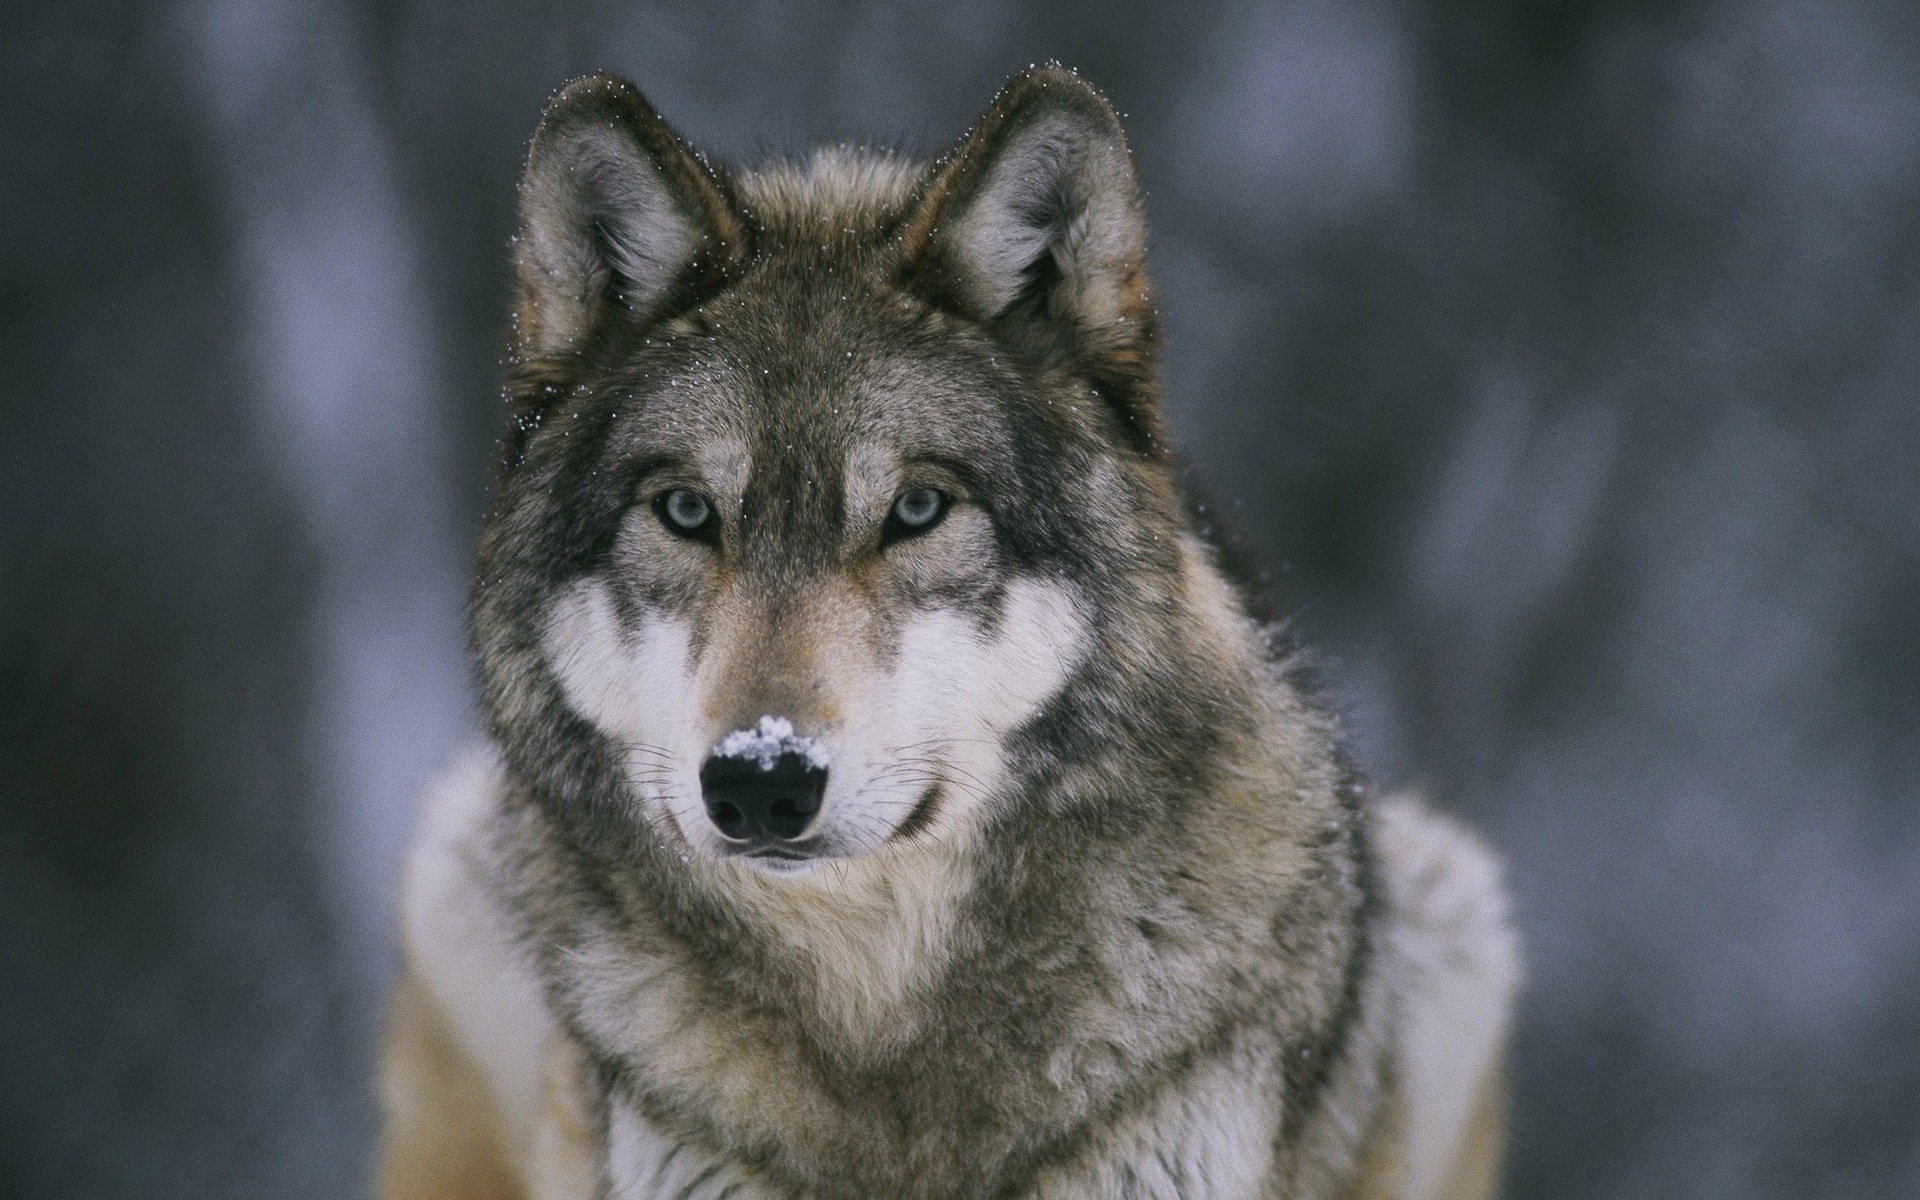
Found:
[708,799,748,839]
[766,797,804,839]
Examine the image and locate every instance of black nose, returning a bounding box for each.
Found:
[699,751,826,842]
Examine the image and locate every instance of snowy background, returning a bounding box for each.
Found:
[4,1,1917,1196]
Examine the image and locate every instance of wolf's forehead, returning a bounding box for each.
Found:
[611,371,942,495]
[696,439,750,495]
[686,437,898,504]
[616,340,1001,463]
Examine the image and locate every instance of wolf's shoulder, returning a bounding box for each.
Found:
[1371,796,1516,969]
[395,745,557,1162]
[1369,794,1521,1200]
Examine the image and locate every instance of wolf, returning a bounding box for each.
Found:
[376,67,1519,1200]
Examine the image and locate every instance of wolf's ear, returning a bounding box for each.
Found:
[902,68,1159,452]
[512,75,748,359]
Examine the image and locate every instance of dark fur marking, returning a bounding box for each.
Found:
[1274,754,1382,1176]
[890,782,945,844]
[653,1139,685,1185]
[674,1161,724,1200]
[1155,1146,1186,1193]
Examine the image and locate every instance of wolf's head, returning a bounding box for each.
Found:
[476,69,1272,892]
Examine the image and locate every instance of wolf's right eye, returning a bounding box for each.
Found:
[656,488,717,543]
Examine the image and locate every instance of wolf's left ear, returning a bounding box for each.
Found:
[512,74,748,361]
[902,68,1159,452]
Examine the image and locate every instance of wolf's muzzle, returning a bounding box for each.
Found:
[699,751,826,843]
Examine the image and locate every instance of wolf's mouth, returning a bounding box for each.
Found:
[743,846,816,862]
[735,845,826,875]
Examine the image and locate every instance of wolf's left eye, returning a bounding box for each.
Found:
[656,488,717,542]
[882,487,948,544]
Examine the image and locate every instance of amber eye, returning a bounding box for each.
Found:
[656,488,717,542]
[882,487,948,545]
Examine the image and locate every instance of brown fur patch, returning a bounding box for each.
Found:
[527,1036,598,1200]
[1432,1061,1507,1200]
[377,971,523,1200]
[1340,1092,1407,1200]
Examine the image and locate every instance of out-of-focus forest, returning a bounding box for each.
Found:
[3,2,1916,1196]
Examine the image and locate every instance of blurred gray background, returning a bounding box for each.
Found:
[3,1,1916,1196]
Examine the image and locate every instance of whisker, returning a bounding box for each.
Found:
[903,735,998,747]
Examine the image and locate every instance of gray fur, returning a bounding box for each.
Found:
[390,66,1517,1200]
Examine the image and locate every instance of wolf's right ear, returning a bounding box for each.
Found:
[511,75,748,360]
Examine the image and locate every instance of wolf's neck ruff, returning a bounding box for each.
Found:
[383,65,1518,1200]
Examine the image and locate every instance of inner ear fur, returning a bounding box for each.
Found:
[511,73,748,364]
[901,67,1161,455]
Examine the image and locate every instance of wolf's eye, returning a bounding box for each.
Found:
[882,487,948,544]
[656,488,717,542]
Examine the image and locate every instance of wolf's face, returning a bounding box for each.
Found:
[537,303,1104,873]
[478,71,1188,885]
